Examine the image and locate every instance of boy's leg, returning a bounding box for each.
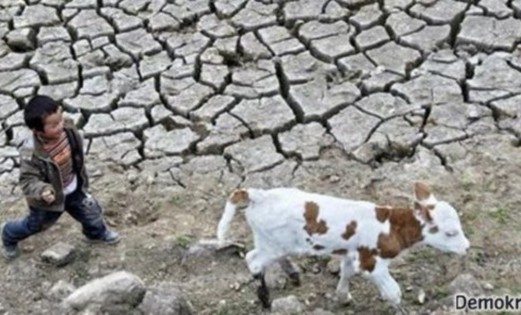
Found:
[2,208,62,259]
[65,189,120,244]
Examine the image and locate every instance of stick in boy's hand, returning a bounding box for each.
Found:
[41,189,55,204]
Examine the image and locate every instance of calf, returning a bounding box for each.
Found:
[216,182,470,312]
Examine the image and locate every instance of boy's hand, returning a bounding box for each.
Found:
[41,189,55,204]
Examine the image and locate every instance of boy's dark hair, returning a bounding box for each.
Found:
[24,95,59,131]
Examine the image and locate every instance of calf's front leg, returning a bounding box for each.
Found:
[363,259,408,315]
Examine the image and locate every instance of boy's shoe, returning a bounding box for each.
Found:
[1,223,20,260]
[86,230,121,245]
[1,244,20,260]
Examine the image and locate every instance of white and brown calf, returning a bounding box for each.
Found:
[216,182,470,312]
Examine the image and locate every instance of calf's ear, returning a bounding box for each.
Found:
[414,182,437,205]
[414,182,431,201]
[413,182,436,223]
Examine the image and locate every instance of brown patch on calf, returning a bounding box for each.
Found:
[358,247,378,272]
[332,249,348,255]
[303,201,328,236]
[313,244,325,250]
[375,206,391,223]
[341,221,357,240]
[377,233,401,258]
[377,207,425,259]
[414,202,433,223]
[230,189,249,207]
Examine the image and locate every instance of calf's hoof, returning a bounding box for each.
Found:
[333,292,353,306]
[288,272,301,286]
[341,292,353,305]
[394,305,408,315]
[257,286,271,309]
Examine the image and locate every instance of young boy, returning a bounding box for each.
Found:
[1,95,120,260]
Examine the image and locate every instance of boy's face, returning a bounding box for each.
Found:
[38,107,64,139]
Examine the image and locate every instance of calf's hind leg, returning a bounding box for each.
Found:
[335,257,356,304]
[279,257,301,286]
[245,249,280,309]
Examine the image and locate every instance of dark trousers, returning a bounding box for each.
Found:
[2,189,108,247]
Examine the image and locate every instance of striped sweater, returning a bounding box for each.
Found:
[40,131,75,189]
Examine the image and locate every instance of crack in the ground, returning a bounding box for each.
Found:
[422,133,471,149]
[229,105,299,139]
[247,159,286,175]
[168,170,187,189]
[498,124,521,143]
[271,133,302,162]
[193,53,204,84]
[429,145,454,172]
[157,87,176,119]
[223,154,246,187]
[290,158,302,178]
[482,93,520,141]
[206,97,241,125]
[251,28,273,53]
[227,111,254,139]
[345,100,432,168]
[273,57,304,123]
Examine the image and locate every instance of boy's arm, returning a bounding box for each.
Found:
[18,148,54,200]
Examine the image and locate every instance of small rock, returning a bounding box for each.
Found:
[483,282,494,291]
[138,282,194,315]
[272,295,305,314]
[49,280,76,301]
[329,175,340,183]
[309,308,335,315]
[232,282,241,291]
[181,239,245,266]
[105,217,117,227]
[22,244,35,253]
[327,258,340,274]
[127,171,139,184]
[417,288,426,304]
[307,292,317,303]
[63,271,146,312]
[41,242,76,267]
[449,273,483,296]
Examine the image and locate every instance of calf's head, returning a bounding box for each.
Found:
[413,182,470,255]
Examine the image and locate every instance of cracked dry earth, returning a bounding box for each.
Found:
[1,0,521,314]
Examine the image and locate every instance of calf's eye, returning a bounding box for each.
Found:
[445,230,458,237]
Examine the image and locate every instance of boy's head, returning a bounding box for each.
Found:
[24,95,64,139]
